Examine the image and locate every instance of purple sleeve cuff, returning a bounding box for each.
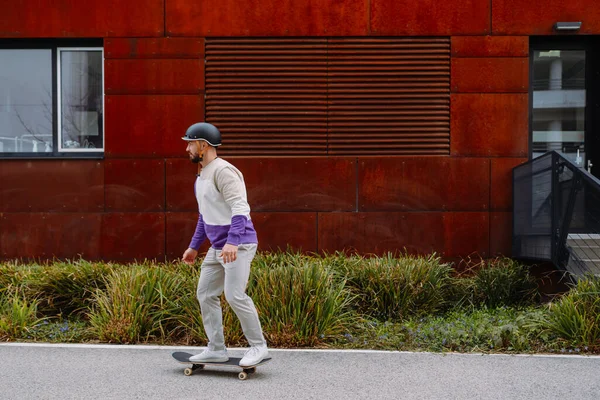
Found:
[189,214,206,250]
[226,215,247,246]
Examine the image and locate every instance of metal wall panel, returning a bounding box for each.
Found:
[165,159,198,212]
[490,212,512,256]
[318,212,445,255]
[166,212,318,258]
[328,38,450,155]
[167,158,356,212]
[105,59,203,95]
[371,0,490,35]
[105,38,205,59]
[451,58,528,93]
[358,158,489,211]
[253,212,318,252]
[166,212,210,260]
[101,213,165,261]
[1,1,549,261]
[233,158,356,211]
[443,212,489,258]
[1,213,102,260]
[104,159,165,212]
[166,0,368,36]
[493,0,600,35]
[491,158,528,211]
[0,1,164,38]
[451,94,529,157]
[0,161,104,213]
[451,36,529,58]
[166,212,318,259]
[206,38,450,156]
[104,95,204,158]
[205,38,328,156]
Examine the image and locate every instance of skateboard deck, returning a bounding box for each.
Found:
[172,351,272,380]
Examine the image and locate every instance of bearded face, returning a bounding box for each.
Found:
[186,141,204,163]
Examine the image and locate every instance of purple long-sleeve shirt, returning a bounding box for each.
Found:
[188,158,258,250]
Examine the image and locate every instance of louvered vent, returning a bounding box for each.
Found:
[205,39,328,156]
[205,38,450,156]
[328,38,450,155]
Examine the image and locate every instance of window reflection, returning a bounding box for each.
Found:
[59,50,103,150]
[0,50,53,153]
[532,50,586,167]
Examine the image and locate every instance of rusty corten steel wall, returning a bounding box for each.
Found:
[206,39,329,156]
[327,38,450,156]
[0,0,598,262]
[206,38,451,156]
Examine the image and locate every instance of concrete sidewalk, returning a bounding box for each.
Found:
[1,343,599,400]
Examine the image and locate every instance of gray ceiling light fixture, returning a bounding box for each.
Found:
[554,22,582,31]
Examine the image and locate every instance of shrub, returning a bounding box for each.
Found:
[88,265,186,343]
[545,275,600,348]
[341,307,547,353]
[26,260,114,315]
[459,258,539,308]
[0,291,45,340]
[160,252,359,347]
[0,262,39,296]
[334,252,453,321]
[249,252,358,346]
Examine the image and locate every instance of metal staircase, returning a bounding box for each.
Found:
[513,151,600,281]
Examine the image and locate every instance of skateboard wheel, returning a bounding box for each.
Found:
[238,372,248,380]
[184,368,193,376]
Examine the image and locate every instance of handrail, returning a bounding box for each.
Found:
[513,151,600,280]
[513,151,600,187]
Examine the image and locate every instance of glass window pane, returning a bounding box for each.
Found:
[60,50,103,150]
[0,50,53,153]
[532,50,586,167]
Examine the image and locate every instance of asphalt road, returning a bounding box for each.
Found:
[1,343,599,400]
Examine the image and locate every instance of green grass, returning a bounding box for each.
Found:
[26,319,93,342]
[334,307,556,354]
[0,293,45,340]
[250,253,358,347]
[88,265,187,344]
[326,252,453,321]
[27,260,115,316]
[460,257,540,308]
[544,275,600,349]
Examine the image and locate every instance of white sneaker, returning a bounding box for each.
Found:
[189,348,229,363]
[239,345,269,367]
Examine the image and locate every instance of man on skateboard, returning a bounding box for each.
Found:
[181,122,269,367]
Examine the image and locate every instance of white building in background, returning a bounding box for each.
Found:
[532,50,590,172]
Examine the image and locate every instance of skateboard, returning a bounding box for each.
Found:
[172,351,272,380]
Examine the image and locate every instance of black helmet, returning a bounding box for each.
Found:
[182,122,222,147]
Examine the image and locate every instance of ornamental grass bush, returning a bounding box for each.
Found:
[0,253,597,354]
[249,252,357,347]
[325,252,454,320]
[544,275,600,349]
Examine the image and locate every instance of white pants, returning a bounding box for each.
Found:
[196,243,266,351]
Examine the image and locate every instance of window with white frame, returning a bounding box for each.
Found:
[0,42,103,156]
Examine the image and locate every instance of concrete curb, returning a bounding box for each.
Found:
[2,342,599,359]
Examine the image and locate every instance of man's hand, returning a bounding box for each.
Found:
[221,244,238,264]
[182,248,199,265]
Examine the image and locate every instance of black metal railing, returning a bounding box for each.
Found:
[513,151,600,280]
